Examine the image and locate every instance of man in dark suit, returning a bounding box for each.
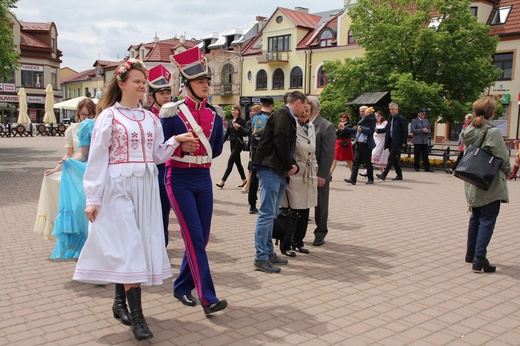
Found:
[377,102,409,181]
[307,97,335,247]
[344,106,377,185]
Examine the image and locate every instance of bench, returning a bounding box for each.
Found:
[405,143,460,169]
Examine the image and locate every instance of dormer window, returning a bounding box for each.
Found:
[491,6,512,25]
[319,30,334,47]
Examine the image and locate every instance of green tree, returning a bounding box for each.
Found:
[320,0,500,123]
[0,0,19,80]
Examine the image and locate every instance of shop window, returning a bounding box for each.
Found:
[256,70,267,90]
[317,66,328,88]
[272,68,285,90]
[493,52,513,81]
[21,71,42,88]
[0,70,15,84]
[290,67,303,89]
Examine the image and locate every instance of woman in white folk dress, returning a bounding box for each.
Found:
[371,111,389,172]
[72,59,197,341]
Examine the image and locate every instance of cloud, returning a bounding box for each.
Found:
[12,0,342,71]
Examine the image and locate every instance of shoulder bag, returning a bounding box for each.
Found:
[272,190,299,241]
[453,128,503,191]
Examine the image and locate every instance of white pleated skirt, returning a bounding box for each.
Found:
[73,169,172,286]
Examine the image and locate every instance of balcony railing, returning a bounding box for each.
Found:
[257,51,289,63]
[212,83,235,96]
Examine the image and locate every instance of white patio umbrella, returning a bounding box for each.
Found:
[53,96,98,111]
[43,84,57,124]
[16,87,31,125]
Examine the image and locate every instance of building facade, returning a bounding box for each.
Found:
[2,13,62,124]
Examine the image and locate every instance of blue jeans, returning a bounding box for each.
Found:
[467,200,501,259]
[254,167,286,261]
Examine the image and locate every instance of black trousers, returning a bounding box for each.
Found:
[221,141,246,181]
[350,142,373,182]
[314,181,330,239]
[383,149,403,178]
[248,148,259,207]
[413,143,430,170]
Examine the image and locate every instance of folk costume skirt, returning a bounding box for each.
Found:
[73,169,172,286]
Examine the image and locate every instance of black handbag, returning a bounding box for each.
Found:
[272,191,299,241]
[340,140,350,147]
[454,128,503,191]
[238,136,250,151]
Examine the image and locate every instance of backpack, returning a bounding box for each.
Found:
[251,113,268,139]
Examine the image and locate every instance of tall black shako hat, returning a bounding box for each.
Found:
[170,46,210,101]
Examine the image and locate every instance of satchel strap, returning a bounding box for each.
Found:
[284,188,292,209]
[475,128,491,148]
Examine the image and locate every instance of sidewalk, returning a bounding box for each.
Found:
[1,136,519,346]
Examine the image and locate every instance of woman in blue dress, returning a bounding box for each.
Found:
[50,98,96,259]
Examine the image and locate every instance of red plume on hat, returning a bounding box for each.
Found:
[170,46,211,81]
[147,64,173,91]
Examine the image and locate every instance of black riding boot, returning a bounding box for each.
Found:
[126,287,153,340]
[112,284,132,326]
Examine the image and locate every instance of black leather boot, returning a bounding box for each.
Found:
[112,284,132,326]
[472,257,496,273]
[126,287,153,340]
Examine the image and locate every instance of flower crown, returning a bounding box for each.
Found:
[116,59,149,81]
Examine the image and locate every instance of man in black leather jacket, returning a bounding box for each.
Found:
[252,91,306,273]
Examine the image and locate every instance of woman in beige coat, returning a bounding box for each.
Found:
[280,102,318,256]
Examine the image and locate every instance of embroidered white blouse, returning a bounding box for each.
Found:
[84,103,180,206]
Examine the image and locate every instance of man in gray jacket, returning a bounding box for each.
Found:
[307,97,336,247]
[410,108,432,172]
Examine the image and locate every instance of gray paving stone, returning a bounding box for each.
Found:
[1,135,520,345]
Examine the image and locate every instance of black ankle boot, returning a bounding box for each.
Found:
[472,257,496,273]
[112,284,132,326]
[465,253,474,263]
[126,287,153,340]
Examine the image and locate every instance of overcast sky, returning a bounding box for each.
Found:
[12,0,345,73]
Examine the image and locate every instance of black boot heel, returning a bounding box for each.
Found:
[112,284,132,326]
[472,257,496,273]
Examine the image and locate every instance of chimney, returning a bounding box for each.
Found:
[154,31,159,43]
[256,16,267,31]
[294,7,309,13]
[179,35,186,44]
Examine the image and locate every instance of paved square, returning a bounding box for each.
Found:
[1,136,519,345]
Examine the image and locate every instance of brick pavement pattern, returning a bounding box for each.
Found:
[1,136,520,346]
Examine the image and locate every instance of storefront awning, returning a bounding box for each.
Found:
[346,92,391,106]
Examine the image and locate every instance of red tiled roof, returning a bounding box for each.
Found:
[297,14,341,49]
[19,21,52,31]
[61,69,97,83]
[279,7,322,28]
[19,32,48,49]
[93,60,121,68]
[488,0,520,36]
[127,38,200,63]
